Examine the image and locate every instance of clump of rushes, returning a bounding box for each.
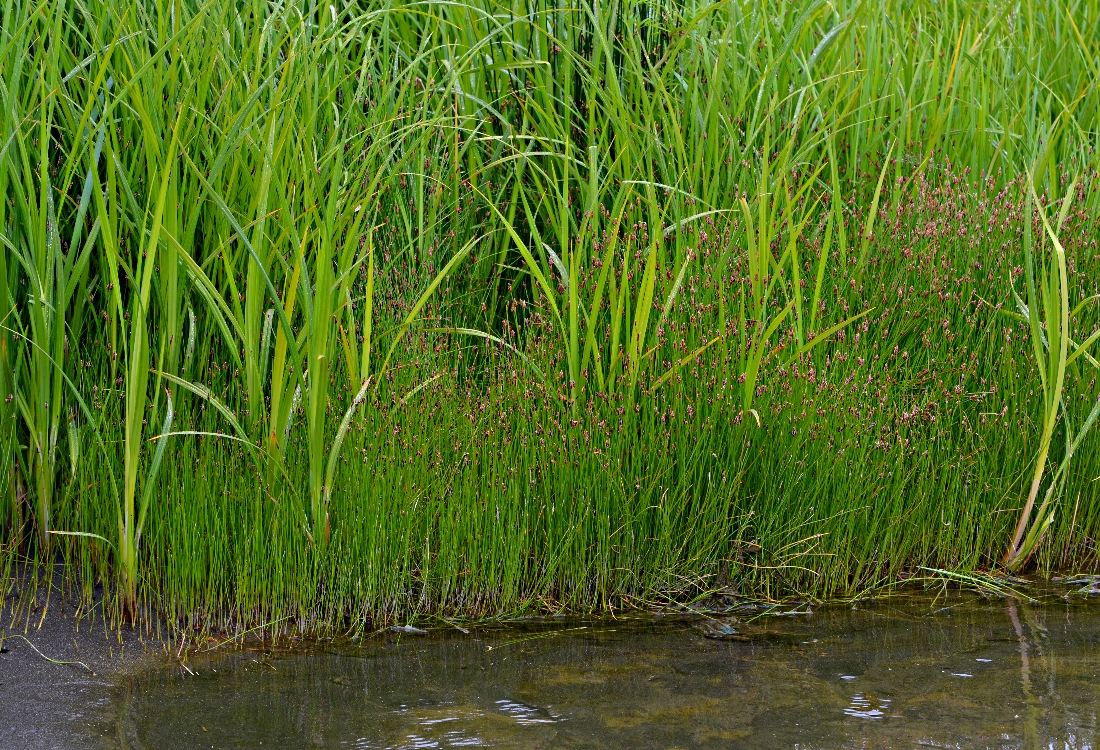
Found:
[0,0,1098,633]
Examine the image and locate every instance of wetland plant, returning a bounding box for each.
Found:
[0,0,1097,633]
[1003,177,1100,571]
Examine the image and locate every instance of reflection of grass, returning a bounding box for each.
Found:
[486,626,595,652]
[601,695,732,730]
[0,0,1098,635]
[532,665,603,688]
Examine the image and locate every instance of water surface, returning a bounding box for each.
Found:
[115,591,1100,749]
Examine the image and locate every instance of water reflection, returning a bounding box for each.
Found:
[841,693,889,719]
[115,593,1100,749]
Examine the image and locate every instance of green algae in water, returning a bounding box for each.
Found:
[114,594,1100,749]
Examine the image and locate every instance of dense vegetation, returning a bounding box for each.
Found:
[1,0,1098,634]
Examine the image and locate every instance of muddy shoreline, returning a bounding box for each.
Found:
[0,579,162,750]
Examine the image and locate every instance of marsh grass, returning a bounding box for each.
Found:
[0,0,1098,633]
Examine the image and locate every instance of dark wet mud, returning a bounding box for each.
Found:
[0,584,157,750]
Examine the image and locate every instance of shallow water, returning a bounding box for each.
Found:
[114,592,1100,749]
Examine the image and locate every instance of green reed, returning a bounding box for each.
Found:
[1002,176,1100,571]
[0,0,1097,631]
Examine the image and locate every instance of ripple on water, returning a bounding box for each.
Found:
[842,692,890,720]
[351,728,486,749]
[494,698,559,725]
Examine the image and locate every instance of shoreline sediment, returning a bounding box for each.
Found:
[0,580,158,750]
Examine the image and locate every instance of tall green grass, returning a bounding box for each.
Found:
[1002,176,1100,571]
[0,0,1098,633]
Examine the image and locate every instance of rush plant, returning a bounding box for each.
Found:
[0,0,1096,633]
